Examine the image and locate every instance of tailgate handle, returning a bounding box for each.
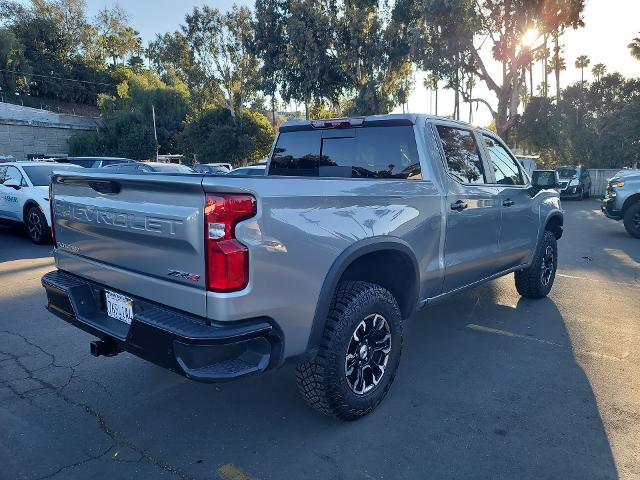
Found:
[88,180,121,194]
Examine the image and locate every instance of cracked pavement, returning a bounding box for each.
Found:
[1,200,639,479]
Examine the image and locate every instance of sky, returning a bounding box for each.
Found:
[22,0,640,125]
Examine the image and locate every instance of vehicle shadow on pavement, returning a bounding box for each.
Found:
[0,274,619,480]
[27,280,611,480]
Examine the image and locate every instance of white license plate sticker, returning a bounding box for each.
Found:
[105,290,133,324]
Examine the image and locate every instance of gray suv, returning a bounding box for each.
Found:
[556,166,592,199]
[602,170,640,238]
[42,114,564,419]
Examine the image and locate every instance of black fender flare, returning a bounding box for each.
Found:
[541,210,564,241]
[305,236,420,357]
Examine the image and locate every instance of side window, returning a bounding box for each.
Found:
[482,135,524,185]
[320,126,422,179]
[3,166,25,186]
[0,167,6,183]
[436,126,486,184]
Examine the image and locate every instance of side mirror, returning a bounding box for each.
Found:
[531,170,559,189]
[3,180,21,190]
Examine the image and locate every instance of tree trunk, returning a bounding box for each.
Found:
[454,68,460,120]
[271,95,276,126]
[468,80,473,123]
[304,101,309,120]
[529,64,533,99]
[553,30,561,102]
[435,86,438,116]
[543,34,549,98]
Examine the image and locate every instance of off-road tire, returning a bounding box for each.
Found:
[514,231,557,299]
[296,281,402,421]
[26,206,50,244]
[623,202,640,239]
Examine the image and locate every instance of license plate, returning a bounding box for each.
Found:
[105,290,133,324]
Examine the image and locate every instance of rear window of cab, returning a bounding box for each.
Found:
[269,125,422,180]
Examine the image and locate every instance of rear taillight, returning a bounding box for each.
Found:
[205,193,256,292]
[49,182,56,246]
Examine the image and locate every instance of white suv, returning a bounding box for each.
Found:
[0,162,82,243]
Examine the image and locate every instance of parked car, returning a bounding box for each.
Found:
[0,162,82,243]
[101,162,195,174]
[555,166,592,199]
[42,114,563,420]
[191,164,230,175]
[601,171,640,238]
[54,157,134,168]
[227,165,266,176]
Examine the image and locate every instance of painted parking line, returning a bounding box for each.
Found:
[556,272,638,287]
[466,323,626,362]
[466,323,563,347]
[217,464,255,480]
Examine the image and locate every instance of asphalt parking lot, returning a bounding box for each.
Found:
[1,199,639,480]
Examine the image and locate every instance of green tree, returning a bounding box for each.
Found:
[253,0,287,124]
[629,33,640,61]
[281,0,343,119]
[410,0,585,139]
[182,107,273,165]
[182,5,259,120]
[30,0,88,52]
[574,54,590,87]
[70,72,191,158]
[146,31,209,99]
[94,5,142,66]
[591,63,606,82]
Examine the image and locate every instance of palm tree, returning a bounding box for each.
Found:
[591,63,607,82]
[629,33,640,61]
[425,72,440,115]
[575,55,590,87]
[549,54,566,101]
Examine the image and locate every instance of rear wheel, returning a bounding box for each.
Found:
[623,202,640,239]
[514,231,557,299]
[296,281,402,420]
[26,206,50,244]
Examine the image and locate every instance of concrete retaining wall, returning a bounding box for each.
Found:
[0,103,100,161]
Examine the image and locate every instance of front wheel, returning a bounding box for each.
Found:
[623,202,640,239]
[26,206,51,244]
[296,281,402,420]
[514,231,558,299]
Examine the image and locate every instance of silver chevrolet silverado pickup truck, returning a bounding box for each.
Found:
[41,114,563,420]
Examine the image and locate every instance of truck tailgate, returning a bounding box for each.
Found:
[51,172,207,316]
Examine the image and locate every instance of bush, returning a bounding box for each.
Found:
[183,108,274,165]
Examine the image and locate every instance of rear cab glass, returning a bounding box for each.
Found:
[269,124,422,180]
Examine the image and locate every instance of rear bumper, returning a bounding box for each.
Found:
[42,270,282,382]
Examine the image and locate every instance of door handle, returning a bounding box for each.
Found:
[502,199,515,207]
[450,200,468,211]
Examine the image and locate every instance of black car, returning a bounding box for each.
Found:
[54,156,133,168]
[555,166,592,199]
